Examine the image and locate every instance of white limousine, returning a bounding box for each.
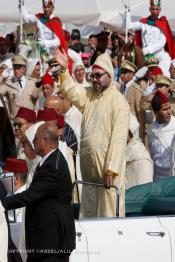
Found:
[9,177,175,262]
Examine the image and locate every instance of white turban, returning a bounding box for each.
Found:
[72,59,84,74]
[26,58,40,78]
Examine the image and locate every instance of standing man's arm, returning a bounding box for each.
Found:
[127,12,143,31]
[5,170,57,210]
[54,48,88,112]
[20,5,36,23]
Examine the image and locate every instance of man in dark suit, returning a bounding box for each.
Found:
[5,123,76,262]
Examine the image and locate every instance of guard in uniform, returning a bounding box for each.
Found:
[128,0,175,77]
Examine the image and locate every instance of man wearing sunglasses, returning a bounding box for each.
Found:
[54,48,130,218]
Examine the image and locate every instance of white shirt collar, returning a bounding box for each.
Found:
[15,184,26,194]
[64,106,74,118]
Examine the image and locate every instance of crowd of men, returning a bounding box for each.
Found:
[0,0,175,261]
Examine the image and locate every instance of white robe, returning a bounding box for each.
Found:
[61,65,130,217]
[64,106,82,188]
[148,115,175,179]
[21,6,60,56]
[126,136,153,189]
[128,13,171,77]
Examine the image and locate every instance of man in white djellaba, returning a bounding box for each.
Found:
[148,90,175,180]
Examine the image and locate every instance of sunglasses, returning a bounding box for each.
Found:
[90,72,106,80]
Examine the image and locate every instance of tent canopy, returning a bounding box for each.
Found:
[0,0,174,33]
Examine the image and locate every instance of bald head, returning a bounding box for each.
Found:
[33,123,59,157]
[44,95,72,114]
[44,96,64,115]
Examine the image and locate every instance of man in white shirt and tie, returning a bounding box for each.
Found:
[0,55,40,126]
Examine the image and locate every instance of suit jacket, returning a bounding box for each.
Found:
[5,149,76,259]
[0,76,40,120]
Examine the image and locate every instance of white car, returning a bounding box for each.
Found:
[10,177,175,262]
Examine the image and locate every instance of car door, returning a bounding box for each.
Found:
[159,216,175,262]
[70,220,89,262]
[78,216,171,262]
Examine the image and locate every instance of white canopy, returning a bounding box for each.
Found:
[0,0,175,33]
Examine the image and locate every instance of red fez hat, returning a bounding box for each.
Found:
[37,108,58,122]
[156,90,169,104]
[152,90,169,112]
[149,66,163,76]
[16,107,36,123]
[42,73,54,87]
[0,36,8,45]
[4,158,28,173]
[57,115,64,128]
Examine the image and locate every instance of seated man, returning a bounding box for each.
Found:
[148,91,175,180]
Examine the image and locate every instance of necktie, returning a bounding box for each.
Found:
[18,79,23,89]
[121,85,126,95]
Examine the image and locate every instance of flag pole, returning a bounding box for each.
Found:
[19,0,23,42]
[124,0,130,43]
